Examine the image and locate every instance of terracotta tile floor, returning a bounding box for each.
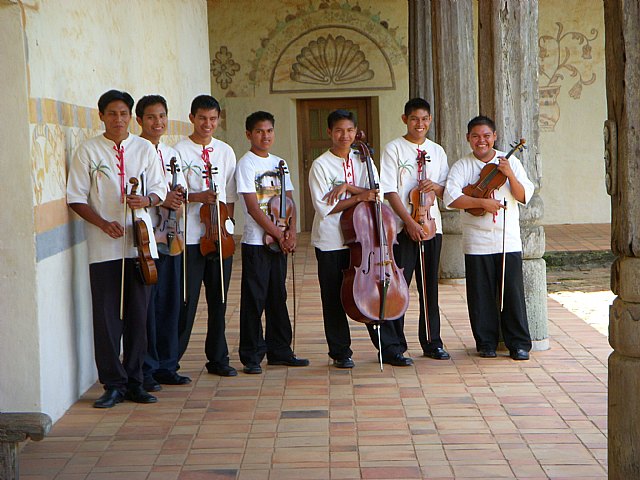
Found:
[545,223,611,252]
[20,226,611,479]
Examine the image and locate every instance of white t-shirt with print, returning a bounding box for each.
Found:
[173,137,237,245]
[67,133,167,264]
[236,151,295,246]
[309,149,381,252]
[379,136,449,234]
[444,150,534,255]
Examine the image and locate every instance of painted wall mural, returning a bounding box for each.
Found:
[246,0,406,95]
[538,22,599,132]
[210,46,240,89]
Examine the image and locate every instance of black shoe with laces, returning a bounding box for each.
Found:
[125,385,158,404]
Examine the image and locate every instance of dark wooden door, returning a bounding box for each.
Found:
[296,98,372,231]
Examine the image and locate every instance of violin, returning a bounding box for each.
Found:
[408,148,436,240]
[462,138,526,216]
[129,177,158,285]
[340,131,409,324]
[264,160,294,253]
[199,163,235,260]
[155,157,185,256]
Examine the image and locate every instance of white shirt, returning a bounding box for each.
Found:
[309,149,381,251]
[379,136,449,234]
[173,137,237,245]
[148,141,187,228]
[67,133,167,264]
[236,151,294,246]
[444,150,534,255]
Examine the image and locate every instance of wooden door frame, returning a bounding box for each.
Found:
[295,97,375,231]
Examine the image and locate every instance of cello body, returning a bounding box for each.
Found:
[339,131,409,325]
[340,201,409,324]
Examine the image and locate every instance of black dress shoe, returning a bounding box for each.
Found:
[154,372,192,385]
[333,357,355,369]
[510,349,530,361]
[478,349,497,358]
[125,385,158,404]
[423,347,451,360]
[143,378,162,392]
[207,364,238,377]
[93,388,124,409]
[382,353,414,366]
[243,364,262,374]
[267,356,310,367]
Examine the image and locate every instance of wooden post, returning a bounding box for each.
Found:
[604,1,640,477]
[0,412,52,480]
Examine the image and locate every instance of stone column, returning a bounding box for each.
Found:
[431,0,476,280]
[604,1,640,477]
[408,0,436,140]
[477,0,548,350]
[408,0,475,280]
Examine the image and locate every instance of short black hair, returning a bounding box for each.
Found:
[327,109,356,130]
[467,115,497,134]
[190,95,221,116]
[245,111,275,131]
[98,90,134,114]
[135,95,168,119]
[404,97,431,116]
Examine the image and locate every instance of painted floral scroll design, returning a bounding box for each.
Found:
[538,22,598,132]
[211,46,240,89]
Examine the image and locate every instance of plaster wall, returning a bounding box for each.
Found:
[0,1,40,413]
[207,0,409,232]
[2,0,210,422]
[538,0,608,225]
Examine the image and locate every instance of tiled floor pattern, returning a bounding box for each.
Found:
[20,230,610,479]
[544,224,610,252]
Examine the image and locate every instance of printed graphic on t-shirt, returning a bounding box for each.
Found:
[255,168,282,214]
[183,160,204,189]
[90,159,113,192]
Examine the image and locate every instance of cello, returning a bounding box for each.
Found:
[128,177,158,285]
[155,157,185,256]
[462,138,526,216]
[263,160,294,253]
[340,131,410,329]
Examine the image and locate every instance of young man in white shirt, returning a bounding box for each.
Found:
[135,95,191,390]
[444,115,533,360]
[379,98,450,360]
[235,111,309,374]
[174,95,238,377]
[309,109,412,368]
[67,89,167,408]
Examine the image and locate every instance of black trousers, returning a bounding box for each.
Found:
[464,252,532,352]
[178,244,232,370]
[392,231,444,353]
[239,244,294,366]
[144,253,181,379]
[315,248,353,360]
[89,259,151,391]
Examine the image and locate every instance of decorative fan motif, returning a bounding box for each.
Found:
[290,34,374,85]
